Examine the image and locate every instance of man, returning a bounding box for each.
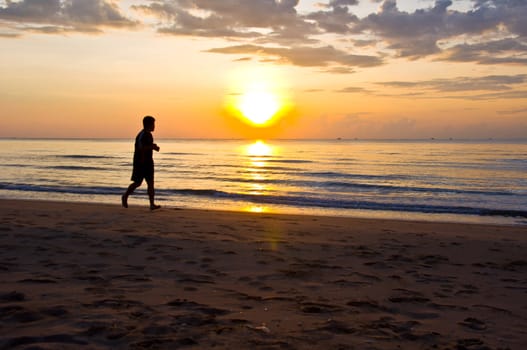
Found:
[122,115,161,210]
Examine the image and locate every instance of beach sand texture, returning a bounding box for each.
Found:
[1,199,526,349]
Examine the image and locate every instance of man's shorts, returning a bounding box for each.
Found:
[131,163,154,183]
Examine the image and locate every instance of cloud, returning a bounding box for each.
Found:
[134,0,314,40]
[497,107,527,115]
[473,0,527,37]
[369,74,527,100]
[0,0,139,35]
[335,86,370,93]
[352,0,473,57]
[349,0,527,63]
[306,3,358,34]
[135,0,383,69]
[328,0,360,7]
[322,66,355,74]
[334,74,527,100]
[378,74,527,93]
[2,0,527,70]
[446,90,527,101]
[207,44,383,68]
[0,32,20,37]
[440,38,527,65]
[0,0,62,23]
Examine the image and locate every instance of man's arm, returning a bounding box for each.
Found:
[141,132,160,152]
[142,143,160,152]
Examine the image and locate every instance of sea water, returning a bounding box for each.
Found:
[0,138,526,225]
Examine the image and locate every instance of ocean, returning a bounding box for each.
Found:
[0,138,526,225]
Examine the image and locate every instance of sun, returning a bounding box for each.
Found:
[225,68,292,131]
[238,90,280,126]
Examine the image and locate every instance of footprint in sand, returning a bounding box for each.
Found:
[2,306,43,323]
[0,291,26,302]
[1,334,88,348]
[459,317,487,331]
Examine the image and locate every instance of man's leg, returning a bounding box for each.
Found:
[146,179,160,210]
[122,181,141,208]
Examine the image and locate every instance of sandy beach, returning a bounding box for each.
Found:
[1,199,526,349]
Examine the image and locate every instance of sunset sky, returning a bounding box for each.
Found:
[1,0,526,139]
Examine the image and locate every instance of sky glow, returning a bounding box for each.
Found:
[1,0,526,139]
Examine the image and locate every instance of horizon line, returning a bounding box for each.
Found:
[1,136,526,142]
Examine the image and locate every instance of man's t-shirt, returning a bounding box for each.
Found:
[133,130,153,166]
[131,129,154,182]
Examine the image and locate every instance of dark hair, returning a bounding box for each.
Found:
[143,115,155,128]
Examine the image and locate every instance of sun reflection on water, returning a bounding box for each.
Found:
[246,140,273,157]
[248,183,267,195]
[244,205,269,213]
[240,140,277,214]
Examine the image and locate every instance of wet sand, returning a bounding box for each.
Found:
[1,199,526,349]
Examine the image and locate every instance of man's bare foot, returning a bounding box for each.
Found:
[150,204,161,210]
[121,195,128,208]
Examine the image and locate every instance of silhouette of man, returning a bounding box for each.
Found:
[122,115,161,210]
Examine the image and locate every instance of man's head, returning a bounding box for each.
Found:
[143,116,156,131]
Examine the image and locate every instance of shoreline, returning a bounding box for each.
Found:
[2,196,526,227]
[1,199,526,349]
